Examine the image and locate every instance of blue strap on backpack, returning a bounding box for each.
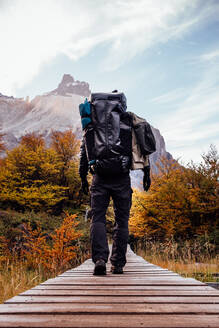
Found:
[79,98,92,130]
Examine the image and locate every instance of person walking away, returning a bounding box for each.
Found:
[79,91,153,275]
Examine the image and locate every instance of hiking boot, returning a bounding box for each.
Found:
[93,259,106,275]
[111,265,123,274]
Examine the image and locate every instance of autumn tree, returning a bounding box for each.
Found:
[20,132,45,151]
[185,144,219,232]
[129,145,219,241]
[51,130,79,166]
[130,159,192,240]
[0,136,68,211]
[50,130,81,204]
[0,130,82,211]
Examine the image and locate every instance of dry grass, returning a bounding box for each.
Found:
[0,260,52,303]
[136,239,219,283]
[0,248,90,304]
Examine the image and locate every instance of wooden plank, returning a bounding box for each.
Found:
[72,270,169,273]
[1,303,219,314]
[33,284,217,290]
[68,272,175,275]
[61,270,177,273]
[41,280,205,286]
[69,271,174,274]
[44,277,202,282]
[66,266,173,273]
[20,289,219,296]
[5,295,219,303]
[59,273,180,277]
[0,314,219,327]
[49,273,189,281]
[61,270,178,273]
[76,263,160,266]
[70,269,172,272]
[76,264,162,267]
[46,276,189,280]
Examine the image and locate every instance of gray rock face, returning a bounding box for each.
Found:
[0,96,33,151]
[0,75,172,188]
[0,93,83,154]
[150,126,173,172]
[47,74,91,97]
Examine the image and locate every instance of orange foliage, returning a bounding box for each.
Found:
[20,213,82,273]
[20,132,45,151]
[130,146,219,240]
[51,129,79,166]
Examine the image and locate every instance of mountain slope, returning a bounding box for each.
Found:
[0,75,172,187]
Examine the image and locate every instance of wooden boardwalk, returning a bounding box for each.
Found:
[0,246,219,327]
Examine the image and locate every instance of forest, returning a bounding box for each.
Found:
[0,131,218,302]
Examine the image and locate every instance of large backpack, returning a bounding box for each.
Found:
[79,92,132,175]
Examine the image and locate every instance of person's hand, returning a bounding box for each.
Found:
[143,166,151,192]
[121,156,130,173]
[81,177,89,195]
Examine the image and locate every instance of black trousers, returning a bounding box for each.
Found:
[90,173,132,267]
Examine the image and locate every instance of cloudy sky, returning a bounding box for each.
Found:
[0,0,219,164]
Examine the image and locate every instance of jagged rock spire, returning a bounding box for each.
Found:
[47,74,91,97]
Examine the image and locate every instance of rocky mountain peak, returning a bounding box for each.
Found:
[0,92,14,99]
[47,74,91,97]
[61,74,74,84]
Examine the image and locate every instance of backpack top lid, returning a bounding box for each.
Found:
[91,91,127,112]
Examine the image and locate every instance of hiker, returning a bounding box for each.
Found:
[79,91,154,275]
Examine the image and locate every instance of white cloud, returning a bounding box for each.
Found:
[150,88,186,104]
[0,0,218,95]
[155,66,219,163]
[200,50,219,62]
[189,48,219,66]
